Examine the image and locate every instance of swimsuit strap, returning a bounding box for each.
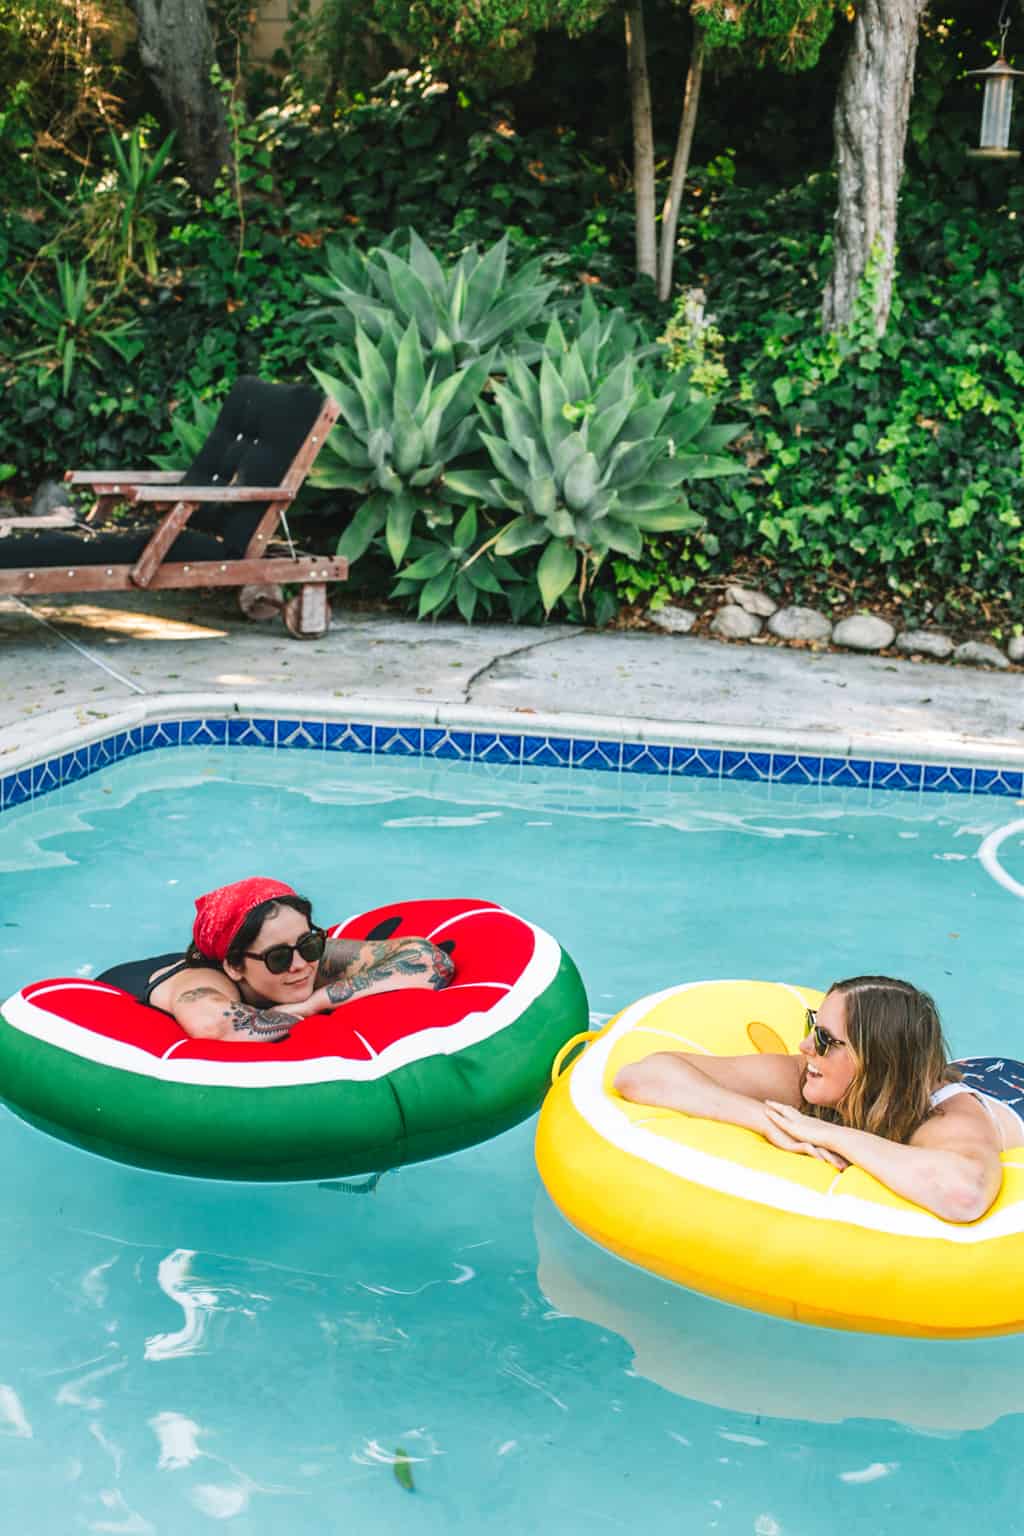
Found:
[930,1082,967,1108]
[931,1079,1006,1148]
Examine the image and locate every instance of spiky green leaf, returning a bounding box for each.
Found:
[337,495,388,563]
[537,539,578,613]
[494,515,548,555]
[563,451,601,512]
[385,492,416,566]
[419,567,455,617]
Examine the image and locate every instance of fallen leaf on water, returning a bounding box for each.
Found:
[393,1448,415,1493]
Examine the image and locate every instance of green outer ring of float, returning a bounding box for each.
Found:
[0,949,588,1180]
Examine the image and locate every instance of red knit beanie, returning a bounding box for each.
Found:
[192,877,297,963]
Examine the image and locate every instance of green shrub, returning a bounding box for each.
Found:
[443,314,742,615]
[675,172,1024,625]
[310,319,493,565]
[306,229,555,372]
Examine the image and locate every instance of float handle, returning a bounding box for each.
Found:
[550,1031,594,1084]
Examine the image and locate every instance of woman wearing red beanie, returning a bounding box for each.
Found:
[98,877,454,1042]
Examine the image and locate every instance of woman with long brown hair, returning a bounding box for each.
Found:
[615,976,1024,1223]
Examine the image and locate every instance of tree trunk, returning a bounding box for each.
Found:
[624,0,657,283]
[127,0,231,195]
[657,28,705,302]
[822,0,929,336]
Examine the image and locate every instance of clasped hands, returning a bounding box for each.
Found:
[762,1101,849,1171]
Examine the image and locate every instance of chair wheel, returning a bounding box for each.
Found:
[283,586,330,639]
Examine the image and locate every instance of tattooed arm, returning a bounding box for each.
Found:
[159,970,297,1042]
[304,936,455,1013]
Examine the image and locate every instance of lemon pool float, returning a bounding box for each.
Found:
[535,980,1024,1338]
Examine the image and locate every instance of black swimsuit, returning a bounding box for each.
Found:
[97,954,194,1014]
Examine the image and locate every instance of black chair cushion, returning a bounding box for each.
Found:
[184,377,325,554]
[0,528,231,570]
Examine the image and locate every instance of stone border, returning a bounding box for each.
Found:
[649,586,1020,671]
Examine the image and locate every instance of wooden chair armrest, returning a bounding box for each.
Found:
[65,470,185,486]
[127,484,294,503]
[0,509,78,535]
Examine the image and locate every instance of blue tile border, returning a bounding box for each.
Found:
[3,715,1024,815]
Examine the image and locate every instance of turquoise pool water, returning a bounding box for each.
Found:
[2,746,1024,1535]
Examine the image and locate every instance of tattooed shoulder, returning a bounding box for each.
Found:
[177,985,228,1004]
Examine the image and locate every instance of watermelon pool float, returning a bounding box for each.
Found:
[0,898,588,1180]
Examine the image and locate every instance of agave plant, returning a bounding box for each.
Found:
[547,289,663,378]
[306,230,554,377]
[444,340,743,613]
[391,505,523,622]
[310,318,492,567]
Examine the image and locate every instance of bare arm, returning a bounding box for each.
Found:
[763,1096,1003,1221]
[614,1051,833,1159]
[304,936,455,1014]
[162,971,298,1043]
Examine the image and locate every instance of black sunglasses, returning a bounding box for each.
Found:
[804,1007,845,1057]
[242,927,326,975]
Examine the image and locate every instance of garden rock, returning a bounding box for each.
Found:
[767,606,832,643]
[711,604,762,640]
[832,614,895,652]
[647,603,696,635]
[953,641,1010,670]
[1008,637,1024,664]
[31,479,73,517]
[725,584,777,618]
[895,630,954,660]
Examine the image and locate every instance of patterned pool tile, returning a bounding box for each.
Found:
[140,720,181,751]
[226,717,276,748]
[671,746,722,778]
[522,735,572,768]
[374,725,423,756]
[722,750,773,783]
[571,738,622,772]
[4,713,1024,816]
[922,764,974,794]
[772,754,822,785]
[179,718,228,747]
[325,721,373,754]
[423,728,472,761]
[871,760,924,793]
[973,767,1024,798]
[621,742,672,775]
[821,756,871,788]
[472,731,522,765]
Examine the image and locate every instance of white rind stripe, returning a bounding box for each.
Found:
[1,925,561,1090]
[572,981,1024,1245]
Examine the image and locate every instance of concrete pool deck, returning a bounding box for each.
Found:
[1,588,1022,772]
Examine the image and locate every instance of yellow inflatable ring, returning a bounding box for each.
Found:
[535,979,1024,1338]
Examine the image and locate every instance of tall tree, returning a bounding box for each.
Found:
[822,0,930,335]
[655,2,841,300]
[126,0,230,193]
[625,0,658,281]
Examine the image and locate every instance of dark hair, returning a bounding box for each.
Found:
[807,974,957,1143]
[186,893,314,970]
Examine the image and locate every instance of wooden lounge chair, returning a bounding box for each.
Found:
[0,376,348,638]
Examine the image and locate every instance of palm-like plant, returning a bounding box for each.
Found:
[310,319,493,566]
[444,340,742,612]
[10,260,142,396]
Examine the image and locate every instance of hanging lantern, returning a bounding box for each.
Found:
[968,16,1024,159]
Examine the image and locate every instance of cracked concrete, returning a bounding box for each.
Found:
[1,588,1023,769]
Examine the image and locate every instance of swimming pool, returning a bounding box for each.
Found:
[2,739,1024,1534]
